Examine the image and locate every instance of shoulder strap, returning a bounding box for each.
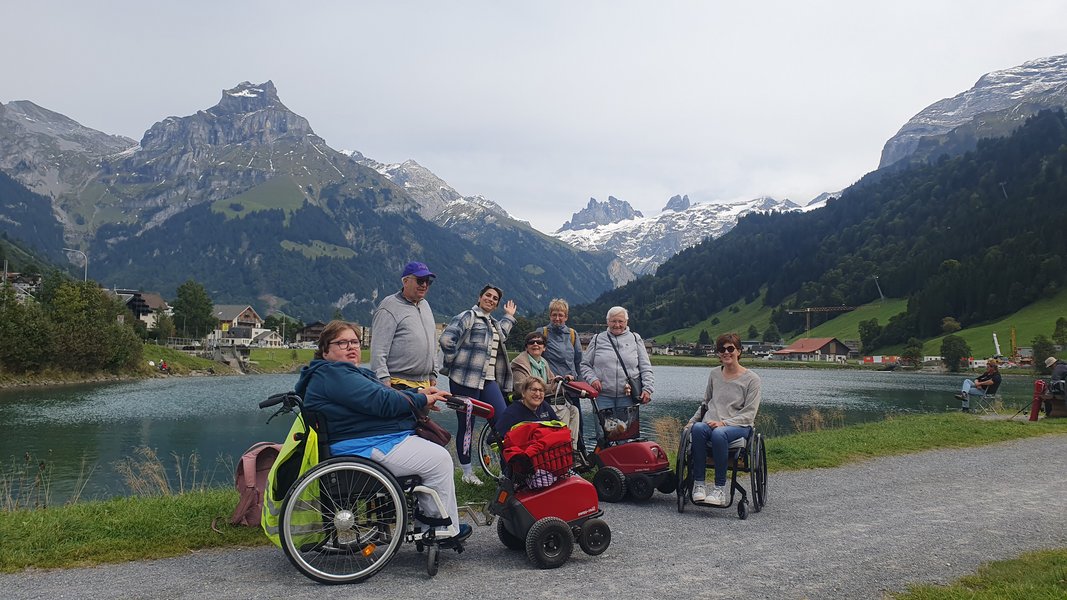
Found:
[607,334,634,381]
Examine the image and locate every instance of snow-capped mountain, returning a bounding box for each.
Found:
[880,53,1067,168]
[552,194,802,284]
[347,151,521,228]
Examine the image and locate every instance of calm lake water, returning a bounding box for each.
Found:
[0,367,1030,504]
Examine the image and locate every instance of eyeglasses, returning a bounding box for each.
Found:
[329,339,361,350]
[414,276,433,286]
[717,345,738,354]
[526,340,545,346]
[526,388,545,395]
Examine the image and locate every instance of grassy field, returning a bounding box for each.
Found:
[647,286,1067,363]
[2,412,1064,574]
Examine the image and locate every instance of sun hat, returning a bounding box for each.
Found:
[1045,356,1058,368]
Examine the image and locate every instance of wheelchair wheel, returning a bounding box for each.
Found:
[657,470,678,495]
[477,422,503,481]
[628,473,655,501]
[280,457,406,585]
[738,500,748,520]
[577,518,611,556]
[675,430,691,513]
[426,545,439,576]
[526,517,574,569]
[497,519,525,551]
[750,433,767,511]
[592,466,627,503]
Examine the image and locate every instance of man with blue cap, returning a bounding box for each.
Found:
[371,261,440,390]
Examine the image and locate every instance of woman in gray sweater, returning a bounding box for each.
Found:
[687,332,761,507]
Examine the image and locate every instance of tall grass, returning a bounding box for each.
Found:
[114,446,234,497]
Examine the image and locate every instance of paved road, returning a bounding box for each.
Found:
[5,435,1066,599]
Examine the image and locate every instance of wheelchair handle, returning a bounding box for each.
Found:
[259,392,291,409]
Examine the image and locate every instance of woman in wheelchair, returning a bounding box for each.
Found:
[497,378,559,436]
[686,333,761,506]
[298,320,471,543]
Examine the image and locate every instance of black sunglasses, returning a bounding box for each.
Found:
[414,276,434,286]
[526,339,545,346]
[717,345,738,354]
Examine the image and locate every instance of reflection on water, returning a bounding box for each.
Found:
[0,367,1028,503]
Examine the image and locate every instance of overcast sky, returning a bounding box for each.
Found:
[4,1,1066,232]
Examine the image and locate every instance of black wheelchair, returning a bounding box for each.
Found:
[675,424,767,519]
[261,392,468,584]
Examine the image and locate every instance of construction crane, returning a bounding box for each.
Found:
[786,306,857,332]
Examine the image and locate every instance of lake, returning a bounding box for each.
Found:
[0,367,1029,504]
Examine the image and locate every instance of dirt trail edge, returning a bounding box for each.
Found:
[5,434,1066,600]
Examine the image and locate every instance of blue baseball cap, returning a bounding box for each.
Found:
[401,261,435,278]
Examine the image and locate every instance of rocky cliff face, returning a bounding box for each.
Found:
[879,53,1067,168]
[0,100,136,236]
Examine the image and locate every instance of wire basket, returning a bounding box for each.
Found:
[513,441,573,489]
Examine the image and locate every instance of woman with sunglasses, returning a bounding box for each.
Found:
[686,332,762,506]
[439,284,517,484]
[511,331,581,451]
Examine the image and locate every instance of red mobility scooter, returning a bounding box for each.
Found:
[488,422,611,569]
[562,380,676,502]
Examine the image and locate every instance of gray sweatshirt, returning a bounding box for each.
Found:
[370,291,439,382]
[580,329,654,398]
[691,366,761,427]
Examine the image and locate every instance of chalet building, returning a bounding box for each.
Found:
[2,272,41,303]
[112,289,170,328]
[297,321,327,344]
[208,305,268,348]
[772,337,850,362]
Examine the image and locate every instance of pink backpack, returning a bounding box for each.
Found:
[231,441,282,526]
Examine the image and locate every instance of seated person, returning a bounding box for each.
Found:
[686,333,761,507]
[497,377,559,435]
[1047,356,1067,393]
[511,331,582,452]
[297,320,471,542]
[498,378,572,487]
[955,360,1001,410]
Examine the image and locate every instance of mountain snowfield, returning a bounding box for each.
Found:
[550,194,816,282]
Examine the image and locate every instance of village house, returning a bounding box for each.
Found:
[772,337,851,362]
[112,289,170,328]
[207,305,277,347]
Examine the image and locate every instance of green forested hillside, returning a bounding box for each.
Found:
[574,110,1067,348]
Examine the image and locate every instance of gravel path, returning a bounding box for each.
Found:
[5,434,1067,600]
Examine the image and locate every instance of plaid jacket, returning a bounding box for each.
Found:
[440,307,516,391]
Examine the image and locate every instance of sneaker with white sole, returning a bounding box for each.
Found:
[708,485,727,506]
[691,483,707,502]
[461,472,483,485]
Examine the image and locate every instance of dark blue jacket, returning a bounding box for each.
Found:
[297,359,429,443]
[496,401,558,437]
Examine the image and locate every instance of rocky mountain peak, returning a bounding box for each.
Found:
[662,194,691,212]
[139,80,314,152]
[879,53,1067,168]
[557,196,643,232]
[215,80,283,114]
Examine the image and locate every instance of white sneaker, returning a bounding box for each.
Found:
[708,485,727,506]
[691,483,707,502]
[461,473,483,485]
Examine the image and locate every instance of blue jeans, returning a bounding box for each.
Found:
[449,380,507,466]
[690,422,752,487]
